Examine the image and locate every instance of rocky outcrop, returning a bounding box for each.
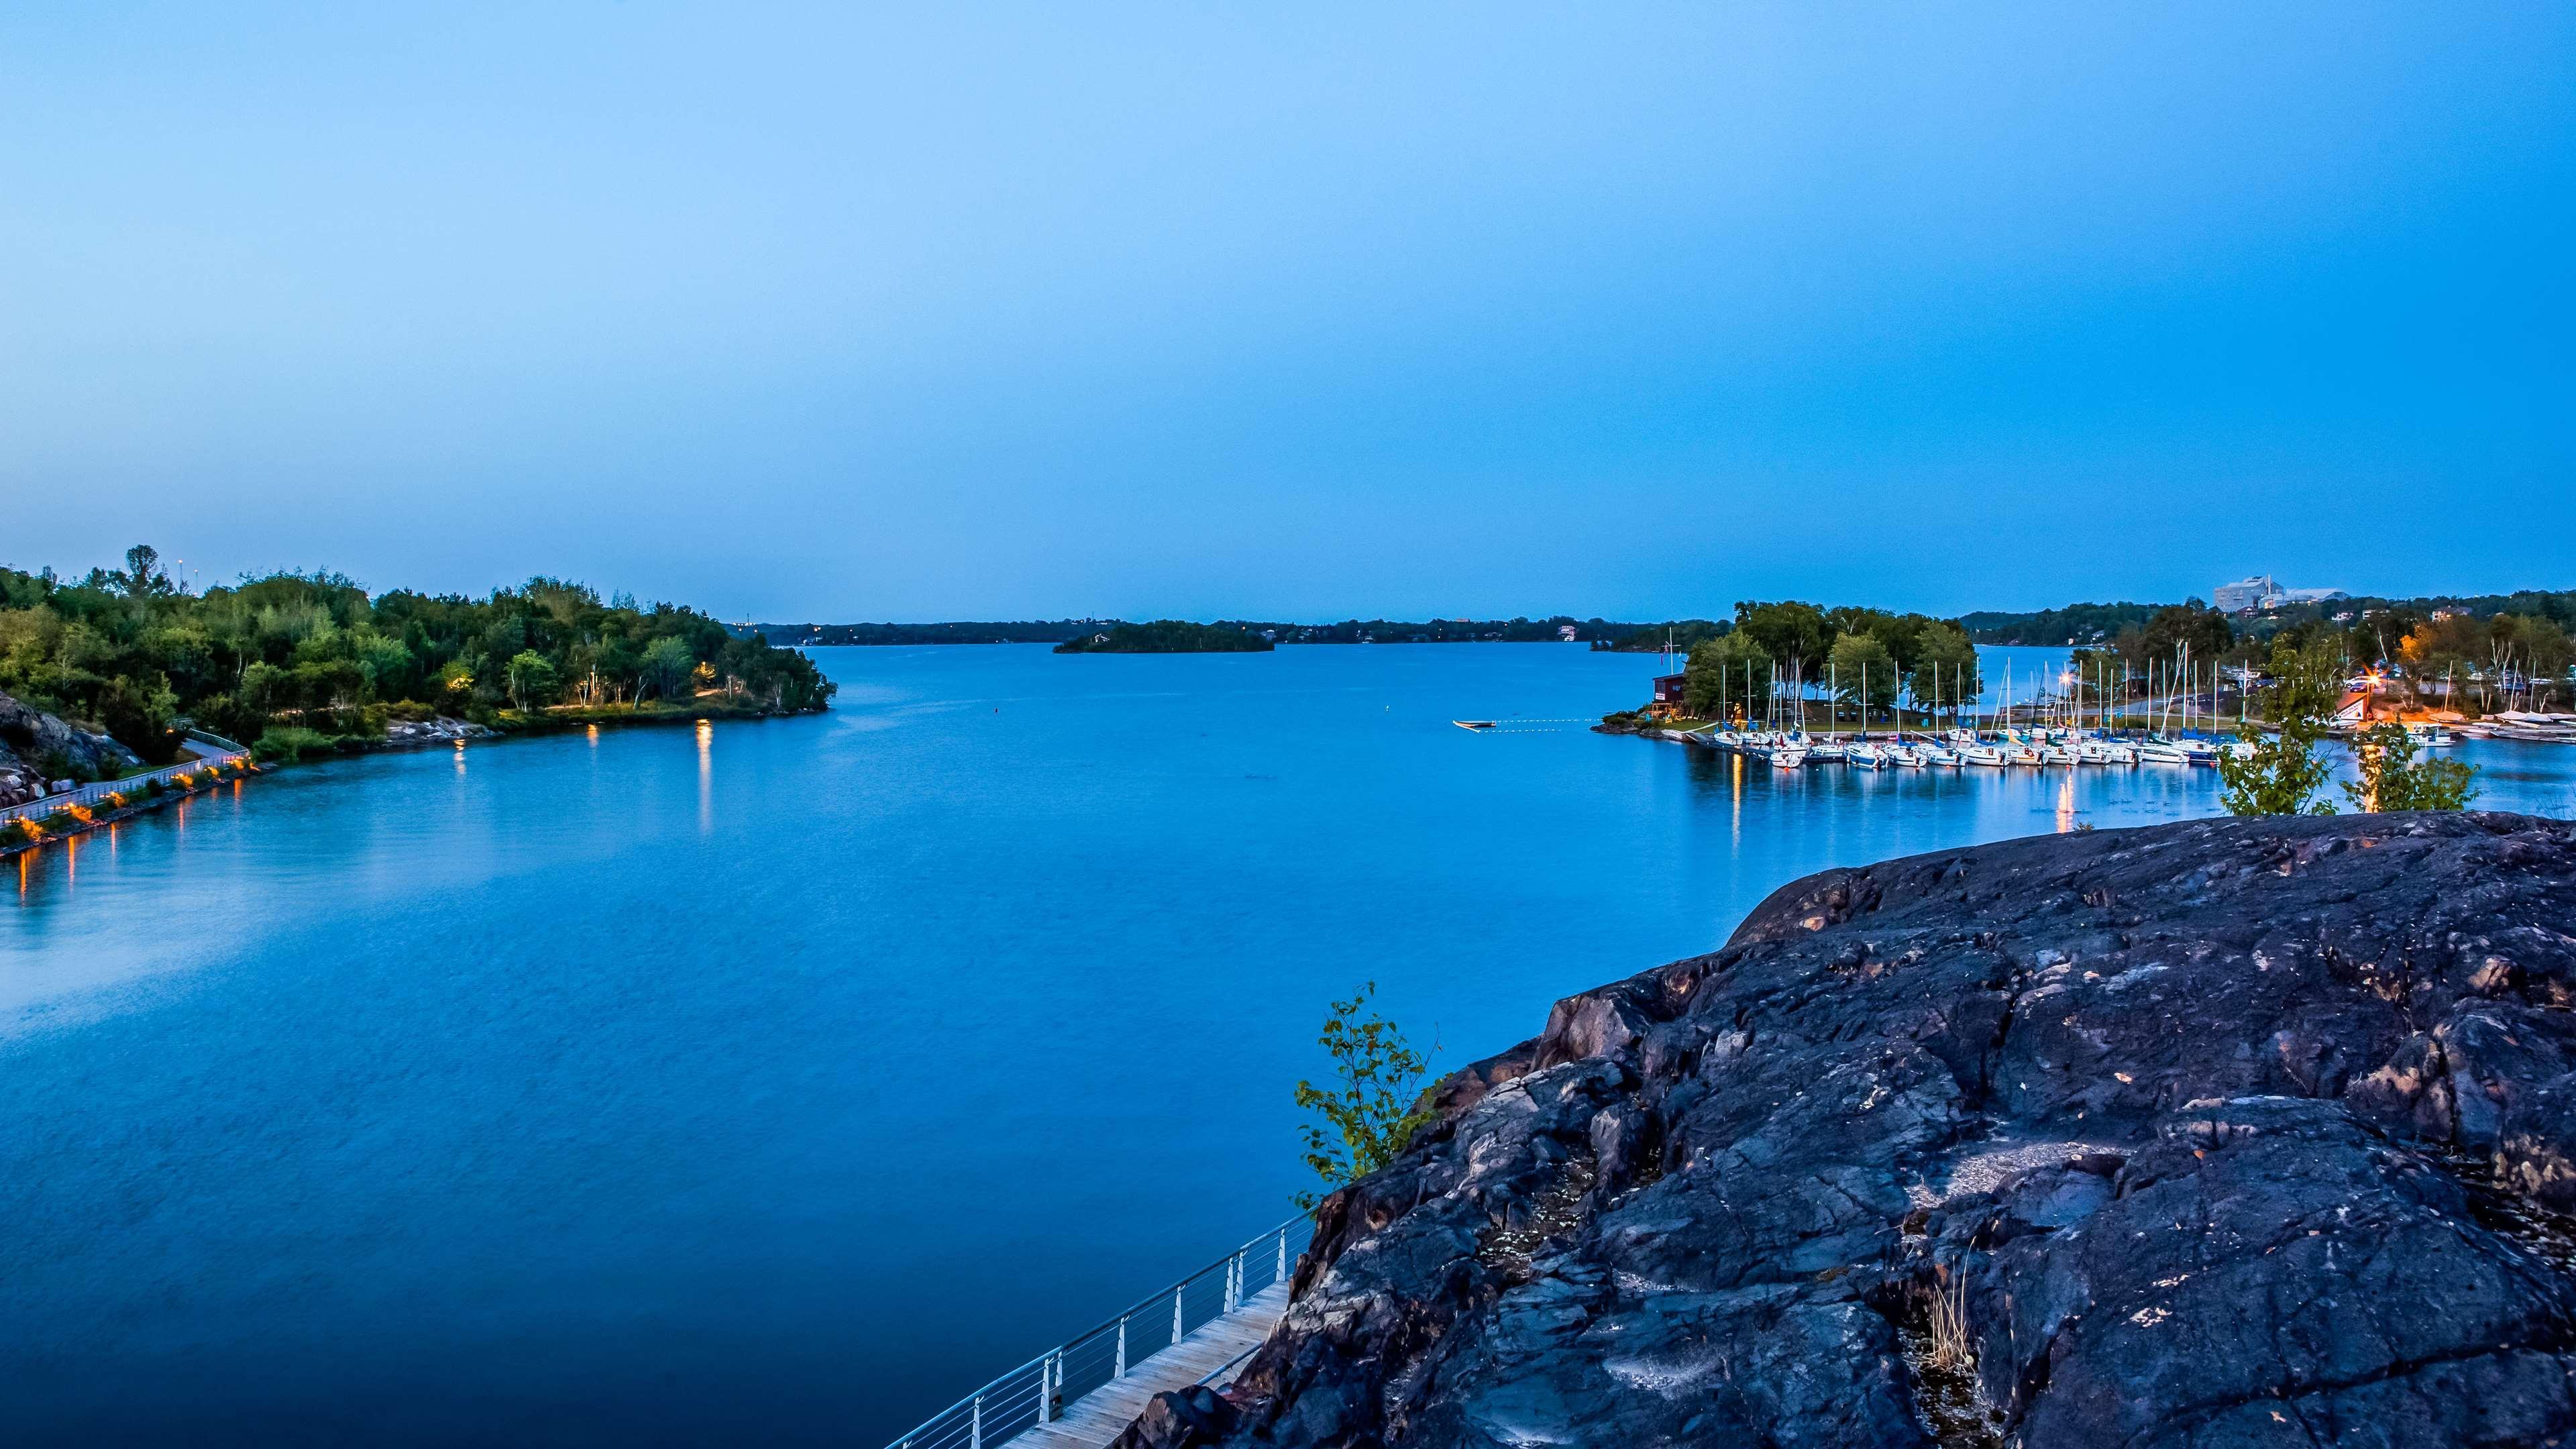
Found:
[1149,812,2576,1448]
[0,690,142,808]
[384,716,496,747]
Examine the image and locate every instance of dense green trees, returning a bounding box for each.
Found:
[1909,622,1982,714]
[2134,602,2235,667]
[1682,632,1771,720]
[1674,603,1982,724]
[1827,633,1898,715]
[504,651,559,712]
[1051,621,1273,653]
[2396,612,2573,711]
[0,546,833,771]
[1958,600,2160,646]
[1731,601,1833,684]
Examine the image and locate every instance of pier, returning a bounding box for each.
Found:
[1013,1281,1289,1448]
[885,1217,1309,1449]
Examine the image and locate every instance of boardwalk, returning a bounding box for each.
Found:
[1010,1282,1289,1449]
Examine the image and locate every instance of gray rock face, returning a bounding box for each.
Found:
[1169,813,2576,1448]
[0,690,142,807]
[384,716,496,746]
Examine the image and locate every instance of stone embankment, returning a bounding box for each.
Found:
[1128,812,2576,1448]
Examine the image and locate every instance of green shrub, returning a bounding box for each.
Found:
[253,726,336,765]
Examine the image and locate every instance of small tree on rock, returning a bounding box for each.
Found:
[2343,722,2479,813]
[1294,983,1438,1210]
[2218,637,2344,816]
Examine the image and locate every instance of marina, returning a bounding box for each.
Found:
[1678,721,2244,771]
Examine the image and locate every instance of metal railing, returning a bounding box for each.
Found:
[886,1214,1311,1449]
[0,748,252,829]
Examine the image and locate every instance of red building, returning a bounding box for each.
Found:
[1648,672,1688,720]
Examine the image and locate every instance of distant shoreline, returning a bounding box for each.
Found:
[733,618,1694,649]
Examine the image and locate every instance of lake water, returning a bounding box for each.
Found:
[6,644,2570,1446]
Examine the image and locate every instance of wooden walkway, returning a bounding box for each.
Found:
[1011,1283,1289,1448]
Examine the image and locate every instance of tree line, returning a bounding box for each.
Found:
[0,545,834,773]
[1677,602,1984,722]
[2057,600,2573,715]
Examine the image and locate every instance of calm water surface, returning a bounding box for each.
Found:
[6,644,2569,1445]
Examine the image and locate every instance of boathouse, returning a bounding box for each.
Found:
[1648,672,1688,720]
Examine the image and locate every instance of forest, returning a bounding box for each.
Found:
[0,545,834,773]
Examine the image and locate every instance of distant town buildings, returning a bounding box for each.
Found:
[2212,576,2350,614]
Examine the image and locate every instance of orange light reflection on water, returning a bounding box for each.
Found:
[696,720,714,833]
[1729,751,1743,848]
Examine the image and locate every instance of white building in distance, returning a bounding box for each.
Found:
[2213,576,2349,613]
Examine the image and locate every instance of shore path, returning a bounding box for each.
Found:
[1008,1281,1289,1449]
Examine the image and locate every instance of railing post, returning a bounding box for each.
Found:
[971,1393,983,1449]
[1173,1283,1184,1345]
[1037,1352,1053,1423]
[1116,1316,1127,1378]
[1277,1225,1288,1283]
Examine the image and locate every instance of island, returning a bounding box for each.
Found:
[1,543,835,775]
[1053,621,1275,653]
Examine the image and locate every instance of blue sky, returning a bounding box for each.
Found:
[3,4,2570,621]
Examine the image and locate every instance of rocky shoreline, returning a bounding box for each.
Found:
[1592,714,1697,744]
[382,716,500,748]
[0,690,143,810]
[1125,812,2576,1448]
[5,703,807,861]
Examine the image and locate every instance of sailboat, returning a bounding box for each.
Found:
[1809,667,1845,763]
[1758,661,1807,766]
